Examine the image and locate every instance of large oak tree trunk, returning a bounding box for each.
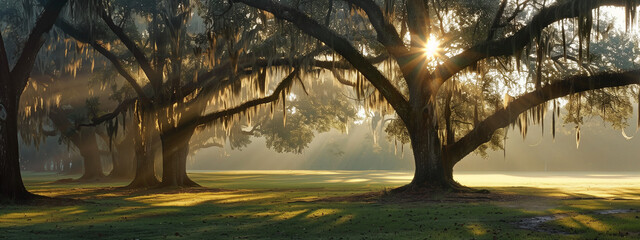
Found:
[396,94,461,192]
[126,109,159,188]
[0,0,68,202]
[0,89,32,201]
[405,108,452,190]
[160,127,198,187]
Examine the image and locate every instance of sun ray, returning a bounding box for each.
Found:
[423,35,441,59]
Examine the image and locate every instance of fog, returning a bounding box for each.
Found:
[18,73,640,174]
[187,105,640,172]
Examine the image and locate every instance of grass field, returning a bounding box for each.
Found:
[2,171,640,239]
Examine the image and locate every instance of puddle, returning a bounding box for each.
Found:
[517,214,572,234]
[516,209,638,234]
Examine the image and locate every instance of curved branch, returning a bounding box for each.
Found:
[98,7,163,91]
[345,0,408,58]
[79,98,137,128]
[92,43,151,102]
[486,0,509,41]
[432,0,635,90]
[235,0,410,121]
[169,67,300,136]
[49,108,80,144]
[257,53,389,71]
[191,141,224,152]
[53,19,151,103]
[11,0,69,93]
[176,50,389,105]
[448,69,640,164]
[330,69,356,87]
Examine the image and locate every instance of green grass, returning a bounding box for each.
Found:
[2,171,640,239]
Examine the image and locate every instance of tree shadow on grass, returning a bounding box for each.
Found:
[7,172,640,239]
[3,185,640,239]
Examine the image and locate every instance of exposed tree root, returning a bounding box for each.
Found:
[124,176,161,189]
[391,181,489,195]
[157,177,201,188]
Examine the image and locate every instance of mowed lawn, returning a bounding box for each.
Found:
[2,171,640,239]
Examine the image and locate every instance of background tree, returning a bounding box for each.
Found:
[55,0,328,187]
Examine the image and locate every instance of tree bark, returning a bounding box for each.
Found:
[0,0,68,203]
[0,86,32,201]
[126,108,160,188]
[160,126,198,187]
[401,103,452,190]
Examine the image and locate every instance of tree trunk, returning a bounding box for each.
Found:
[127,137,158,188]
[0,0,68,202]
[394,99,461,192]
[126,108,160,188]
[406,109,451,189]
[0,89,33,202]
[76,128,105,181]
[107,133,135,180]
[160,127,198,187]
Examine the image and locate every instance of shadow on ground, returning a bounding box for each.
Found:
[2,171,640,239]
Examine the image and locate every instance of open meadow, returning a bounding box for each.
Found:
[2,171,640,239]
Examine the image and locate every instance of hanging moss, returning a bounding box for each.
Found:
[552,99,556,140]
[576,125,581,149]
[637,88,640,130]
[625,0,638,31]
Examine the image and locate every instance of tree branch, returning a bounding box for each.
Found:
[405,0,430,45]
[432,0,636,91]
[169,67,300,136]
[0,32,10,84]
[53,19,151,103]
[79,98,137,127]
[345,0,408,58]
[499,0,531,28]
[49,108,81,144]
[486,0,509,41]
[330,69,356,87]
[447,69,640,164]
[98,6,163,92]
[10,0,68,94]
[235,0,410,120]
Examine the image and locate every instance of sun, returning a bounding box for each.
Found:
[423,35,440,59]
